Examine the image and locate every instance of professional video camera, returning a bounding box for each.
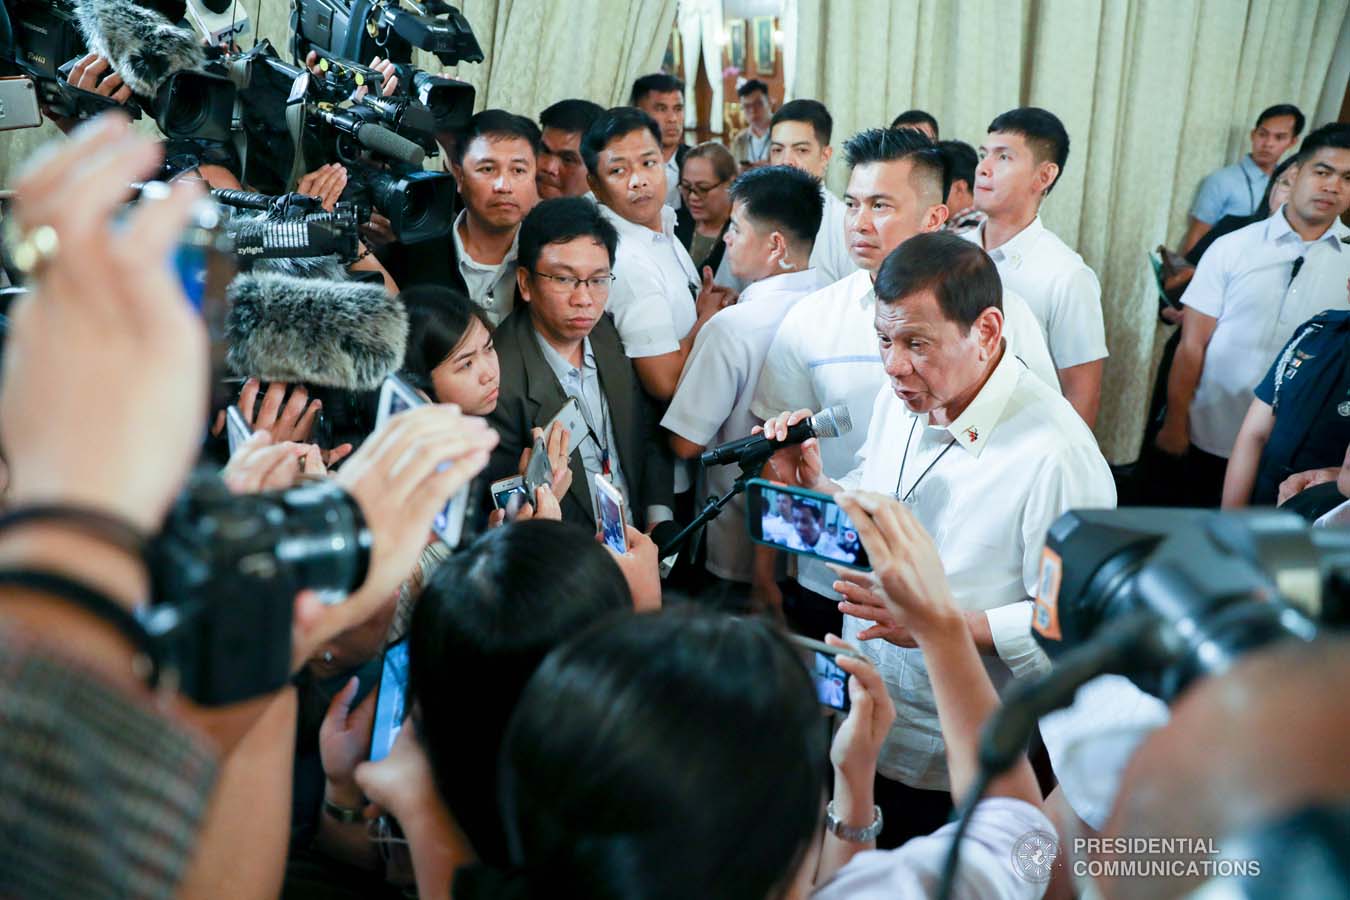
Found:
[211,187,364,268]
[229,40,456,242]
[291,0,479,131]
[145,471,372,705]
[1,0,236,141]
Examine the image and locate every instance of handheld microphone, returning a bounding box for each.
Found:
[699,405,852,467]
[225,272,408,390]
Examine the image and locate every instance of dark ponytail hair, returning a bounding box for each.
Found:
[398,285,492,400]
[456,610,827,900]
[409,520,634,866]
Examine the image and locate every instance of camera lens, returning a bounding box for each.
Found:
[273,479,372,596]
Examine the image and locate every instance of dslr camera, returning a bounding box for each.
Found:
[146,472,372,705]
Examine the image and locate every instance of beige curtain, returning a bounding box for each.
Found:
[794,0,1349,464]
[440,0,678,113]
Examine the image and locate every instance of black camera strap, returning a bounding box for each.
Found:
[0,505,150,565]
[0,568,162,689]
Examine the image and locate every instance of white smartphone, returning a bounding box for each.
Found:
[490,475,530,518]
[376,373,471,549]
[539,397,586,458]
[225,405,253,456]
[593,475,628,555]
[0,77,43,131]
[375,373,426,428]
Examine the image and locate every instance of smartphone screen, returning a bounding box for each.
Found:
[811,650,851,712]
[491,477,530,516]
[377,374,470,549]
[594,477,627,554]
[746,479,870,570]
[369,639,409,762]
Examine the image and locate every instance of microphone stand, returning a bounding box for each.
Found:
[658,453,768,560]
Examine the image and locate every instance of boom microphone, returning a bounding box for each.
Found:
[76,0,204,98]
[700,405,852,467]
[225,272,408,390]
[312,106,427,167]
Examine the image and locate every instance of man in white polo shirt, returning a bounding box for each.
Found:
[762,232,1115,847]
[967,107,1107,427]
[1150,122,1350,507]
[582,107,737,403]
[630,73,689,211]
[662,165,826,599]
[767,99,856,285]
[750,127,1057,613]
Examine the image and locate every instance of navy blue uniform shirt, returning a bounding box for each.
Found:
[1252,310,1350,504]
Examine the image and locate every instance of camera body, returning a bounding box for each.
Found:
[146,473,372,705]
[293,0,483,68]
[1032,507,1347,700]
[1,0,235,140]
[292,0,478,131]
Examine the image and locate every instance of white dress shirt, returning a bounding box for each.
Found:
[661,268,826,582]
[751,269,1060,597]
[812,798,1054,900]
[964,216,1108,370]
[450,209,520,326]
[835,348,1116,789]
[1182,207,1350,457]
[601,203,700,358]
[811,188,860,285]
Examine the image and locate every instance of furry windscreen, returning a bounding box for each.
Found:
[76,0,204,97]
[226,274,409,390]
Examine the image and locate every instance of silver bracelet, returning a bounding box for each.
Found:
[825,800,884,842]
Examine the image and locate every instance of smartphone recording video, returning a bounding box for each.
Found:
[491,475,531,520]
[369,639,409,763]
[745,479,869,570]
[594,475,628,555]
[788,635,858,713]
[376,374,470,549]
[812,651,850,712]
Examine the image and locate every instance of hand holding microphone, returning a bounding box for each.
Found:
[716,406,848,493]
[701,404,849,472]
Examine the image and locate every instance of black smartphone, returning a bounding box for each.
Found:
[369,638,409,762]
[788,635,859,713]
[745,479,870,570]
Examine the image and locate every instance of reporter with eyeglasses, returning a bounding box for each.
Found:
[485,198,674,537]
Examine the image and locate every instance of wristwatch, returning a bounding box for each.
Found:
[825,800,884,843]
[323,798,365,824]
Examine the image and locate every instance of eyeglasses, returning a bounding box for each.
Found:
[678,179,729,198]
[532,270,617,292]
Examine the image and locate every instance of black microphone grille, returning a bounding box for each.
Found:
[811,405,852,439]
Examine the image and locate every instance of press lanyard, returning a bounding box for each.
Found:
[573,362,613,477]
[893,416,958,503]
